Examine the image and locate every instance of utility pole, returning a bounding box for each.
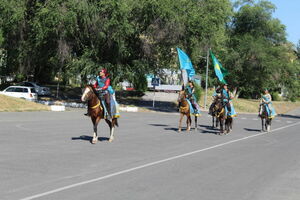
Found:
[199,49,209,110]
[204,49,209,110]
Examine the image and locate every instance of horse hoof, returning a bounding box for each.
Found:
[91,136,98,144]
[109,137,114,142]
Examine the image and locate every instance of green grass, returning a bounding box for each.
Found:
[0,94,50,112]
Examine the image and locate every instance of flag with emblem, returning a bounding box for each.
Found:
[210,50,228,84]
[177,48,195,79]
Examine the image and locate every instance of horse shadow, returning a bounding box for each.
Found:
[198,125,219,135]
[149,124,169,127]
[148,123,196,133]
[244,128,261,132]
[148,123,219,134]
[278,114,300,119]
[71,135,110,143]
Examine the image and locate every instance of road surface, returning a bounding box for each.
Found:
[0,109,299,200]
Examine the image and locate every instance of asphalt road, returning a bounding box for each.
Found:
[0,109,299,200]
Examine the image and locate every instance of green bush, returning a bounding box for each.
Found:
[133,74,147,92]
[193,81,202,103]
[271,92,281,101]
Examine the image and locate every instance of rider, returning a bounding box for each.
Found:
[85,68,114,117]
[185,80,200,113]
[259,89,276,117]
[220,84,234,115]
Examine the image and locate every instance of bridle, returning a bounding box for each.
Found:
[82,86,102,110]
[178,91,186,103]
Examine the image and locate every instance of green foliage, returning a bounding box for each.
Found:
[193,81,202,103]
[0,0,298,101]
[271,92,281,101]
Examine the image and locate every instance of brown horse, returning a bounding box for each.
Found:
[214,98,232,135]
[177,90,198,132]
[209,102,219,128]
[81,85,118,144]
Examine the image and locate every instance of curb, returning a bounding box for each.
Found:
[119,106,138,112]
[50,105,65,111]
[37,100,139,112]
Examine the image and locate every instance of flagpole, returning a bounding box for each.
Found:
[204,49,209,110]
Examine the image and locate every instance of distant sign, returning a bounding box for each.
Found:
[151,78,160,86]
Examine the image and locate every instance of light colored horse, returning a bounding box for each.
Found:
[177,90,197,132]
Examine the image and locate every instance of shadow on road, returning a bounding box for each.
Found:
[244,128,261,132]
[148,123,222,134]
[149,124,169,127]
[278,114,300,119]
[72,135,110,143]
[198,125,219,134]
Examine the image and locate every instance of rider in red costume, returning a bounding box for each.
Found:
[85,69,114,117]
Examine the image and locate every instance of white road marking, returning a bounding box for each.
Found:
[286,121,293,124]
[20,121,300,200]
[241,117,247,120]
[252,118,259,121]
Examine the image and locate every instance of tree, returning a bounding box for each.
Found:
[224,0,294,99]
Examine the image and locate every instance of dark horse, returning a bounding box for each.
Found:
[81,85,118,144]
[177,90,198,132]
[259,103,272,132]
[214,98,233,135]
[210,102,219,128]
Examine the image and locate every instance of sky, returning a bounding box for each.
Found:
[270,0,300,46]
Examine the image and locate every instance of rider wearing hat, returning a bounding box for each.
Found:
[220,84,233,114]
[185,80,200,113]
[259,89,276,117]
[85,68,114,117]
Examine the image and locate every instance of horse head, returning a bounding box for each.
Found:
[81,85,96,102]
[260,103,269,118]
[177,90,186,103]
[214,98,225,117]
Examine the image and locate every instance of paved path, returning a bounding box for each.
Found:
[0,109,299,200]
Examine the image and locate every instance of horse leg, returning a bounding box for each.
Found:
[219,118,224,135]
[261,118,265,132]
[212,116,215,128]
[105,119,114,142]
[194,116,198,131]
[225,119,229,134]
[267,118,271,132]
[187,115,191,131]
[265,118,268,132]
[178,113,184,132]
[216,117,219,128]
[91,117,100,144]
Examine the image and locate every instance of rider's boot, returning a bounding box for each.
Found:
[84,109,90,116]
[106,103,112,119]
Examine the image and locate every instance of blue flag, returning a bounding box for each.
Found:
[177,48,195,78]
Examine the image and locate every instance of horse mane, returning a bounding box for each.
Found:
[87,85,97,96]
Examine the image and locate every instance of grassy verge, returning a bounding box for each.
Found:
[0,94,50,112]
[200,89,300,114]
